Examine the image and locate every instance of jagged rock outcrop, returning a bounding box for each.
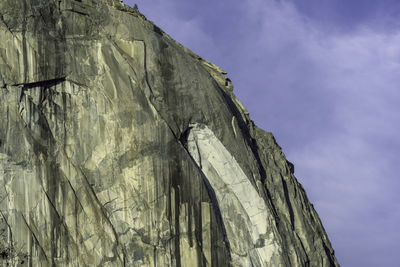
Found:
[0,0,339,266]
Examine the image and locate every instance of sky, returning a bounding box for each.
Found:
[124,1,400,266]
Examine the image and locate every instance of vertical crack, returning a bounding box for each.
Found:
[281,174,295,231]
[20,214,49,263]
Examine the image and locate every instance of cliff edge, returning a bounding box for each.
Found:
[0,0,339,266]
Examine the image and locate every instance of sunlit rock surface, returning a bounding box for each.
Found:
[0,0,339,266]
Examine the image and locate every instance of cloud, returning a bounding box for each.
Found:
[238,1,400,266]
[126,0,223,62]
[124,0,400,265]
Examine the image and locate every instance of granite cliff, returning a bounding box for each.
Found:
[0,0,339,266]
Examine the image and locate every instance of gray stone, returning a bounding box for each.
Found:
[0,0,339,266]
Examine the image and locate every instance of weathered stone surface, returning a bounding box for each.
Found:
[0,0,339,266]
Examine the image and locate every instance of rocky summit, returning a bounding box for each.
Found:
[0,0,339,266]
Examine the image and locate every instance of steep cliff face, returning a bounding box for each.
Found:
[0,0,339,266]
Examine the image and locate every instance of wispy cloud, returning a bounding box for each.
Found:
[238,1,400,266]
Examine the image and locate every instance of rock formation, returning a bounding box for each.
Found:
[0,0,339,266]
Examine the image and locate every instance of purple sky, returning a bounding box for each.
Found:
[124,1,400,266]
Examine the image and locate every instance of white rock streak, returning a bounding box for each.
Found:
[187,123,280,266]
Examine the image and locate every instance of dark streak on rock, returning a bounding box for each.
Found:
[153,25,163,36]
[17,77,66,89]
[281,174,295,230]
[0,0,339,265]
[215,85,281,221]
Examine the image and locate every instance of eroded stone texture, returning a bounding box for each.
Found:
[0,0,339,266]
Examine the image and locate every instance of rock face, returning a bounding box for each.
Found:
[0,0,339,266]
